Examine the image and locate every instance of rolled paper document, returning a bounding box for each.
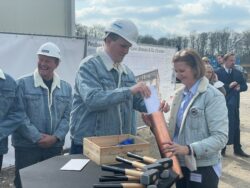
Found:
[149,111,183,178]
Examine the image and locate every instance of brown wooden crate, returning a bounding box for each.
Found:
[84,134,150,165]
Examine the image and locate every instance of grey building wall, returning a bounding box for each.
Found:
[0,0,75,36]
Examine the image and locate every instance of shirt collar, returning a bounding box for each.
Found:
[183,78,201,96]
[0,68,6,80]
[223,65,231,73]
[96,47,128,74]
[33,69,61,89]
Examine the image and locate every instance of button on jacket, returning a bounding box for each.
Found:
[12,70,72,148]
[0,69,24,154]
[70,49,146,145]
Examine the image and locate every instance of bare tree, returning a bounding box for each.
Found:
[190,31,196,49]
[75,22,250,65]
[197,32,208,56]
[138,35,158,45]
[75,24,105,39]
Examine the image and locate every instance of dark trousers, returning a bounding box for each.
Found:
[227,106,242,151]
[233,108,241,151]
[0,155,3,171]
[14,147,62,188]
[176,166,219,188]
[70,141,83,154]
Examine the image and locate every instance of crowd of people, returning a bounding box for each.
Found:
[0,19,248,188]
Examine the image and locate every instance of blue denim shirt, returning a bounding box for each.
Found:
[70,49,146,145]
[0,69,24,154]
[12,69,72,148]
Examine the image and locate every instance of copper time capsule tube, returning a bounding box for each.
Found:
[149,111,183,178]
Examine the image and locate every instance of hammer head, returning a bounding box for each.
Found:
[146,185,157,188]
[140,169,159,185]
[142,163,162,172]
[156,158,173,170]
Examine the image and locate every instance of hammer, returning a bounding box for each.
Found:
[127,152,173,174]
[99,175,140,182]
[116,156,162,172]
[101,165,159,186]
[93,183,157,188]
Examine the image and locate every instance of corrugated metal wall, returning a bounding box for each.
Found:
[0,0,75,36]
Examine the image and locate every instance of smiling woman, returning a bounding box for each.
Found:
[164,48,228,188]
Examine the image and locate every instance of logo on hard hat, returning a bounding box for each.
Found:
[113,23,122,29]
[41,49,50,53]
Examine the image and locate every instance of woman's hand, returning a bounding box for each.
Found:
[213,73,218,82]
[159,100,170,113]
[161,141,189,157]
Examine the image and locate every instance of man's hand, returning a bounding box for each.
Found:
[229,81,240,91]
[130,82,151,98]
[229,81,238,89]
[38,134,58,148]
[141,113,152,127]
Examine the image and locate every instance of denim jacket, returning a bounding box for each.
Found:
[70,49,146,145]
[0,69,24,154]
[168,77,228,167]
[12,69,72,148]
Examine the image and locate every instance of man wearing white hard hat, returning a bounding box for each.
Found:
[12,42,72,188]
[70,19,168,154]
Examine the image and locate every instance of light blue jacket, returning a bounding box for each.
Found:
[0,69,24,154]
[12,70,72,148]
[70,50,146,145]
[168,77,228,167]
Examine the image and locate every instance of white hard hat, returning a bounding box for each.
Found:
[37,42,61,60]
[105,19,139,45]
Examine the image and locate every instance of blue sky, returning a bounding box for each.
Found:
[75,0,250,39]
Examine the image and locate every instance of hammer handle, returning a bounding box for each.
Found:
[125,169,143,177]
[127,152,157,164]
[127,152,144,160]
[142,157,157,164]
[101,165,125,174]
[93,183,145,188]
[116,156,145,169]
[116,156,133,165]
[99,175,140,182]
[101,165,143,177]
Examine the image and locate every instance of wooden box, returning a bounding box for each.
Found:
[84,134,150,165]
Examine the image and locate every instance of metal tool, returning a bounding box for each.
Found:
[99,175,140,182]
[93,183,157,188]
[116,156,162,172]
[101,165,159,186]
[126,152,173,170]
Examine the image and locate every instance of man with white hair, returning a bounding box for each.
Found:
[69,19,153,154]
[12,42,72,188]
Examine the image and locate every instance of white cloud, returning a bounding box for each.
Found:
[180,3,206,16]
[75,1,250,38]
[214,0,249,6]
